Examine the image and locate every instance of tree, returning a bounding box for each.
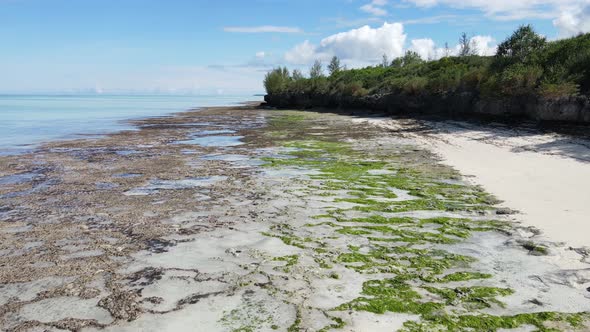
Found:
[496,25,546,65]
[310,60,324,79]
[402,51,423,66]
[382,54,389,68]
[459,33,472,57]
[328,56,341,76]
[391,51,424,68]
[263,67,291,94]
[444,42,451,57]
[292,69,304,81]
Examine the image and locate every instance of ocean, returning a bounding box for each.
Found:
[0,94,260,155]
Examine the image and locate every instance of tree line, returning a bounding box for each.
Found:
[264,26,590,100]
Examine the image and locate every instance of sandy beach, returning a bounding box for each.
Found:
[354,117,590,248]
[1,105,589,331]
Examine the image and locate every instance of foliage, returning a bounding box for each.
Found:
[495,25,546,67]
[328,56,341,76]
[391,51,424,68]
[310,60,324,79]
[263,67,291,95]
[458,32,473,57]
[292,69,304,81]
[263,27,590,99]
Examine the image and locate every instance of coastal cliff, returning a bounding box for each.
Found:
[264,91,590,123]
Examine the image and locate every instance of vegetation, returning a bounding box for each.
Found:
[264,26,590,99]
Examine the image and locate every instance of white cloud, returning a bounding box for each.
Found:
[284,21,499,68]
[553,2,590,37]
[223,26,303,33]
[360,0,389,16]
[409,38,450,60]
[470,35,497,55]
[360,4,387,16]
[285,23,406,65]
[409,35,497,60]
[402,0,590,38]
[256,51,266,59]
[285,40,321,65]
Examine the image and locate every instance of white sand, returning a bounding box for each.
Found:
[355,118,590,248]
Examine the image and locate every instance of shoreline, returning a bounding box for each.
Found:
[0,95,260,156]
[1,104,589,331]
[352,115,590,248]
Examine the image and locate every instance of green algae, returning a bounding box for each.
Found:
[287,307,302,332]
[258,113,589,331]
[423,286,514,309]
[401,312,589,332]
[336,245,476,276]
[433,271,493,283]
[521,241,550,256]
[273,255,299,272]
[318,317,345,332]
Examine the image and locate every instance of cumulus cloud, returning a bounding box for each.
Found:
[284,21,498,68]
[223,26,303,33]
[360,0,389,16]
[469,35,497,56]
[285,23,406,65]
[409,38,440,60]
[553,2,590,37]
[409,35,497,60]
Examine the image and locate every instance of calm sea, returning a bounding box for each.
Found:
[0,94,261,155]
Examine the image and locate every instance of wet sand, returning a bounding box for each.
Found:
[0,105,589,331]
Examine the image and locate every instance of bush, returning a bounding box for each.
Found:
[342,81,369,97]
[498,64,543,96]
[402,77,429,94]
[263,29,590,101]
[538,82,579,98]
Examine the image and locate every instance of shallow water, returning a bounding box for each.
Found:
[124,176,228,196]
[0,172,39,185]
[0,94,259,155]
[174,135,245,147]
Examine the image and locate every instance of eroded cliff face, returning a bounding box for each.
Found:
[265,92,590,123]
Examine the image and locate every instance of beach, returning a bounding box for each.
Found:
[353,117,590,248]
[1,104,589,331]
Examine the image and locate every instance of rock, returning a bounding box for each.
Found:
[225,248,242,257]
[263,92,590,124]
[496,207,517,215]
[98,290,142,321]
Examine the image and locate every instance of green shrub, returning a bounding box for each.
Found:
[402,77,429,94]
[538,82,579,98]
[498,64,543,96]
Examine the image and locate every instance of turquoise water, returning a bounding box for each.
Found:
[0,95,259,155]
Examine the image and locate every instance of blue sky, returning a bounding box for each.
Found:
[0,0,588,94]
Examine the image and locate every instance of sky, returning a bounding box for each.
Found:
[1,0,589,95]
